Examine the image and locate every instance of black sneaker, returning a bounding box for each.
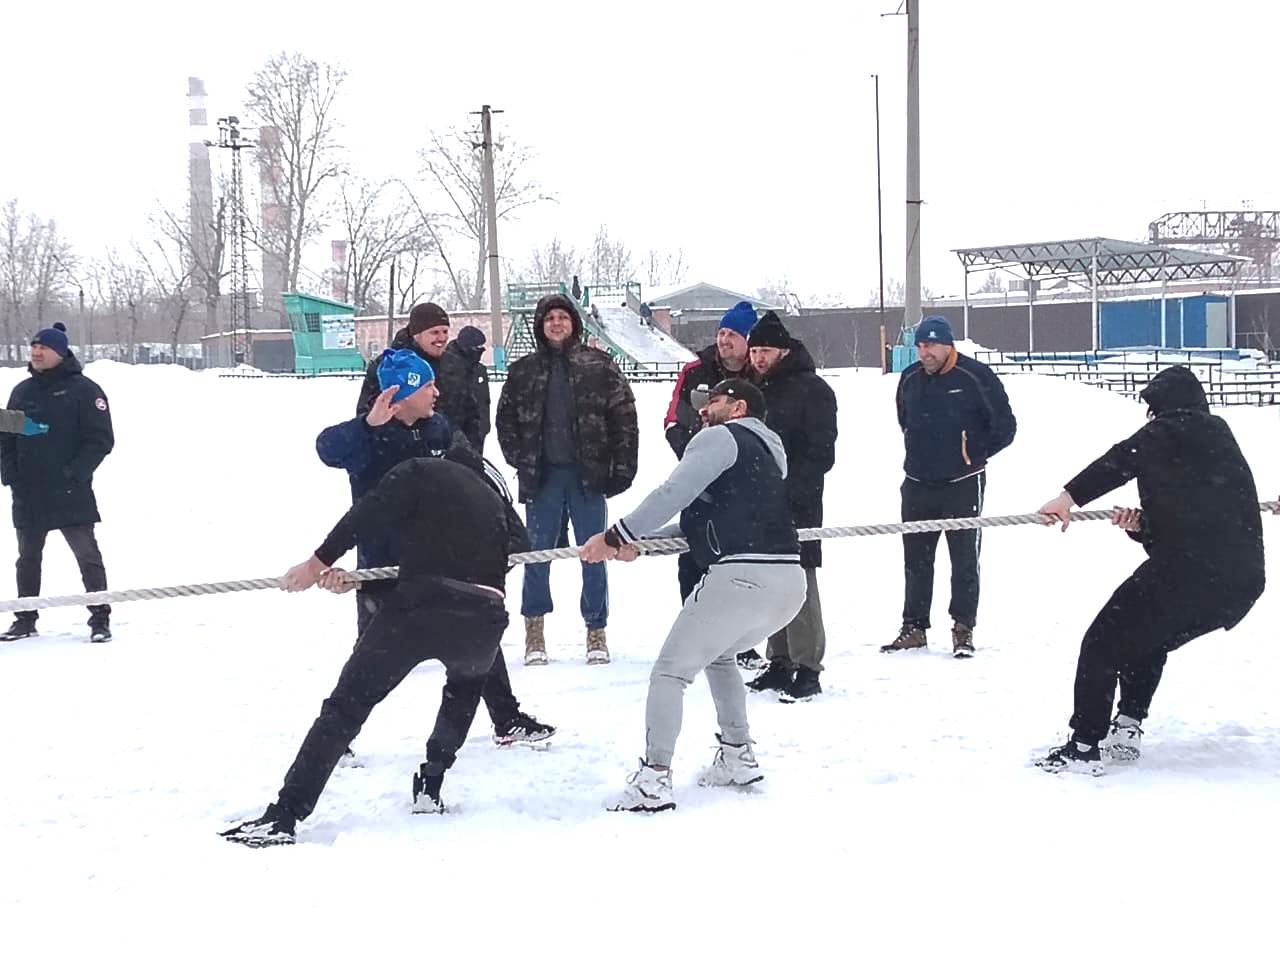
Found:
[90,624,112,643]
[1035,740,1104,777]
[779,666,822,703]
[221,803,297,847]
[736,648,767,671]
[746,661,795,693]
[412,763,445,814]
[0,618,37,642]
[493,711,556,747]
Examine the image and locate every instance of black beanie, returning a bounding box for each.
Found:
[747,311,791,350]
[408,302,450,334]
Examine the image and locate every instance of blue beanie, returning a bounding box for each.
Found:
[377,348,435,399]
[32,322,69,357]
[914,315,955,346]
[718,301,758,339]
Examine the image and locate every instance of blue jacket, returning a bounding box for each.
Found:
[895,352,1016,483]
[316,412,453,566]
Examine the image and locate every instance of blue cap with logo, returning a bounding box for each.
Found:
[376,348,435,399]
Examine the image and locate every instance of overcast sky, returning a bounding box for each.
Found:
[3,0,1277,305]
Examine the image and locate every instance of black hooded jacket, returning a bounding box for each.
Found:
[495,294,639,503]
[1064,365,1264,621]
[755,339,838,567]
[0,351,114,530]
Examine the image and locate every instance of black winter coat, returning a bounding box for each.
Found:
[1064,365,1264,625]
[663,343,754,458]
[495,301,638,504]
[0,352,114,530]
[896,352,1016,483]
[356,328,486,450]
[756,341,838,567]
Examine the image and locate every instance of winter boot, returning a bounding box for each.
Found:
[736,648,767,671]
[608,759,676,813]
[412,763,445,814]
[221,803,297,847]
[493,711,556,747]
[779,665,822,703]
[951,622,975,659]
[881,623,927,653]
[337,746,363,768]
[524,615,547,666]
[89,620,112,643]
[0,617,37,642]
[586,627,610,665]
[746,660,795,693]
[698,735,764,787]
[1035,740,1105,777]
[1102,715,1143,762]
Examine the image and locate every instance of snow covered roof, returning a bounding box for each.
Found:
[954,238,1246,286]
[645,281,781,312]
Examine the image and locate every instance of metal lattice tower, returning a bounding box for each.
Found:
[1148,211,1280,284]
[208,117,255,365]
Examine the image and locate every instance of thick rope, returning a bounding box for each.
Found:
[1,503,1274,614]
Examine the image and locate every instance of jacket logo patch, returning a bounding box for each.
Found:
[948,389,963,394]
[95,397,108,411]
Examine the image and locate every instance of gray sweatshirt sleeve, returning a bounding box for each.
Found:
[614,425,738,543]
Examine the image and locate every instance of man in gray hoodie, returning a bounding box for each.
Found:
[580,378,807,812]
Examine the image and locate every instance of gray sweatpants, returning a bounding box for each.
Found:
[645,561,807,767]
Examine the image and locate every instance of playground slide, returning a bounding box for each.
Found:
[591,305,694,366]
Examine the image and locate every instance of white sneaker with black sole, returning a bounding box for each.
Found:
[697,735,764,787]
[1035,740,1105,777]
[1102,716,1143,762]
[609,759,675,813]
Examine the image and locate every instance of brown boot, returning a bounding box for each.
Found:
[880,623,927,653]
[586,627,610,665]
[952,622,975,659]
[524,616,547,666]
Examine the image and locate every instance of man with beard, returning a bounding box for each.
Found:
[739,312,838,702]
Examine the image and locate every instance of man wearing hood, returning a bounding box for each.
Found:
[0,323,114,642]
[439,325,491,453]
[1035,365,1264,775]
[495,293,638,666]
[356,303,486,451]
[663,300,759,605]
[882,315,1016,658]
[739,311,838,702]
[580,379,806,812]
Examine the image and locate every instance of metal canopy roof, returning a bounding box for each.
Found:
[953,237,1245,285]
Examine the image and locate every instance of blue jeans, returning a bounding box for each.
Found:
[521,466,608,629]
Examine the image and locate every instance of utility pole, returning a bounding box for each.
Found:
[873,73,886,371]
[474,105,506,369]
[904,0,922,332]
[207,117,255,366]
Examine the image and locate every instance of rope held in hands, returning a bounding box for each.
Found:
[1,503,1274,614]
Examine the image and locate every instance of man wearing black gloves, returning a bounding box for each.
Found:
[1,322,115,642]
[222,398,533,847]
[318,348,553,751]
[662,300,758,604]
[739,311,838,701]
[1035,365,1264,775]
[882,316,1016,658]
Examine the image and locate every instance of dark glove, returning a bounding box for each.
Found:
[604,473,633,498]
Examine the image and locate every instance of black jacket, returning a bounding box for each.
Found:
[0,352,114,530]
[356,328,486,450]
[663,343,754,458]
[1064,365,1264,624]
[315,443,530,595]
[756,340,838,567]
[495,295,639,503]
[896,351,1016,483]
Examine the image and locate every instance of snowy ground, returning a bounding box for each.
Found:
[2,361,1279,957]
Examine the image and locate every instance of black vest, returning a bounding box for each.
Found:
[679,422,800,569]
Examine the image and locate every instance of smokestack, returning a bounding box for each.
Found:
[258,125,287,327]
[331,240,349,302]
[188,77,215,332]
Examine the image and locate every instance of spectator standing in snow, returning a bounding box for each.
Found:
[882,315,1016,658]
[662,300,759,604]
[317,348,553,750]
[580,378,806,813]
[444,325,491,454]
[739,311,838,701]
[495,293,638,667]
[0,323,115,643]
[221,358,533,847]
[1034,365,1264,775]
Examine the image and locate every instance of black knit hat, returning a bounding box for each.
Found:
[746,310,791,350]
[708,378,767,419]
[407,302,450,334]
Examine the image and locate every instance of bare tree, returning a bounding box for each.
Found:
[866,277,935,307]
[104,249,151,361]
[337,179,429,312]
[0,199,35,360]
[139,221,196,362]
[978,272,1006,294]
[643,248,687,290]
[0,200,73,360]
[520,238,583,287]
[588,225,633,288]
[414,128,550,310]
[756,278,797,311]
[159,193,228,337]
[245,52,347,291]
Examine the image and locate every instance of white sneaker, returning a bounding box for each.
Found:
[698,735,764,787]
[1102,716,1143,762]
[608,759,675,813]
